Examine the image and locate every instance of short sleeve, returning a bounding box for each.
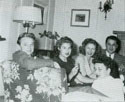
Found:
[75,55,86,76]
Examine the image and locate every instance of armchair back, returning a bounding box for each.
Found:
[1,60,67,102]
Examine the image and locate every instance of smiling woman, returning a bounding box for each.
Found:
[75,38,102,85]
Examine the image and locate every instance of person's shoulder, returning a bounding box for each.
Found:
[13,50,20,55]
[76,53,85,58]
[53,56,62,64]
[115,53,125,61]
[114,78,123,82]
[13,50,28,59]
[112,78,124,87]
[107,76,123,84]
[67,57,75,62]
[94,76,113,83]
[53,56,59,61]
[14,50,28,56]
[75,54,85,61]
[115,53,125,58]
[101,49,106,54]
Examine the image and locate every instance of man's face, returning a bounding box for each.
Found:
[106,39,118,54]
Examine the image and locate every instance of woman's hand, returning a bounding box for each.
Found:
[53,62,61,69]
[71,65,79,76]
[119,64,125,73]
[69,65,79,81]
[89,71,97,79]
[75,73,95,83]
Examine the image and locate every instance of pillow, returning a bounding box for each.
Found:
[1,60,67,102]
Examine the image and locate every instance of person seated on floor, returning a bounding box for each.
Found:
[92,55,124,101]
[74,38,102,86]
[13,32,59,70]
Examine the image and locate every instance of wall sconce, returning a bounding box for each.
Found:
[13,6,42,33]
[99,0,114,20]
[0,35,6,41]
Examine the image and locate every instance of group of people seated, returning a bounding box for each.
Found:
[12,32,125,101]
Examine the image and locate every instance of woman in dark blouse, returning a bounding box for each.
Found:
[54,37,79,86]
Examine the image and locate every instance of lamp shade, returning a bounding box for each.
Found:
[13,6,42,24]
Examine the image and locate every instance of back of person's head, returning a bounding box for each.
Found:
[80,38,102,57]
[93,54,119,78]
[17,33,36,45]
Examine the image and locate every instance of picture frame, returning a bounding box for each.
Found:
[34,4,44,25]
[70,9,90,27]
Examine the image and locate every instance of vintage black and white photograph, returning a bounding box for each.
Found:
[0,0,125,102]
[71,9,90,27]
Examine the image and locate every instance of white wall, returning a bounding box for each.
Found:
[0,0,20,61]
[53,0,125,49]
[0,0,21,96]
[47,0,55,31]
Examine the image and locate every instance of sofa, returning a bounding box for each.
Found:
[1,60,114,102]
[1,60,67,102]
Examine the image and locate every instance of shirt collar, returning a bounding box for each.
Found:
[106,51,115,59]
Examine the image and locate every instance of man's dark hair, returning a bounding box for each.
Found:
[106,35,119,44]
[105,35,121,53]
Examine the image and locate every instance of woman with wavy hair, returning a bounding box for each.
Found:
[75,38,102,86]
[54,36,79,86]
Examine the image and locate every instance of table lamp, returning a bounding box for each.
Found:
[13,6,42,33]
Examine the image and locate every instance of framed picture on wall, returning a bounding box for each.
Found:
[34,4,44,25]
[70,9,90,27]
